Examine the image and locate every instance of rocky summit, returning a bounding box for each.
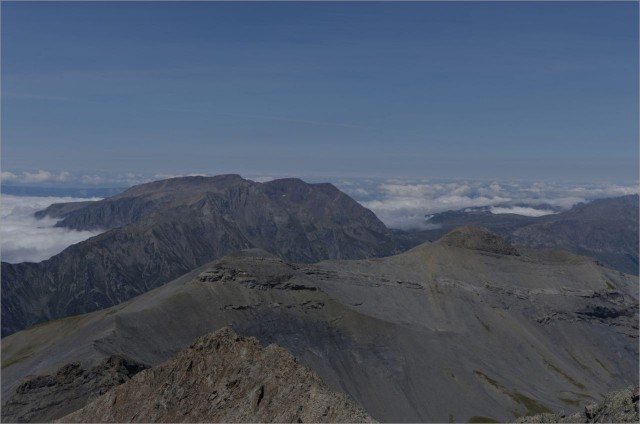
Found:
[2,175,402,336]
[57,328,372,423]
[3,228,637,422]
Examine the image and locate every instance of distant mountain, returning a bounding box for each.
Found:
[404,195,639,275]
[58,328,372,423]
[1,175,401,336]
[510,195,639,275]
[3,228,637,422]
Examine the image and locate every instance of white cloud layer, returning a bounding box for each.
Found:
[1,195,104,263]
[489,206,556,217]
[345,180,639,230]
[1,170,70,184]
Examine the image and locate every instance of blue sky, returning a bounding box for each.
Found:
[1,1,638,184]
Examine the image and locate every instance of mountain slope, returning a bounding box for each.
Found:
[2,175,401,336]
[3,228,637,422]
[58,328,372,423]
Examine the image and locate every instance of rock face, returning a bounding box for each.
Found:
[58,328,372,423]
[517,386,639,423]
[3,230,637,422]
[2,175,402,336]
[1,356,146,423]
[416,195,639,275]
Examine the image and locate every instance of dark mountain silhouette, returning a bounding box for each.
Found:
[1,175,401,336]
[405,195,639,275]
[3,228,637,422]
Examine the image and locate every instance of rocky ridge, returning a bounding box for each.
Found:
[1,356,146,423]
[58,327,372,423]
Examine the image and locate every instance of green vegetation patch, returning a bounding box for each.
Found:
[510,391,552,415]
[2,345,35,369]
[564,349,588,370]
[473,370,552,416]
[474,370,503,390]
[593,357,611,375]
[560,390,594,400]
[543,359,585,390]
[467,415,500,423]
[560,397,581,407]
[474,314,492,333]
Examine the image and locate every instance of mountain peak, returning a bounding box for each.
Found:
[438,225,520,256]
[58,327,372,423]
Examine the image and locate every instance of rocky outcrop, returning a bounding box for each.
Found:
[58,328,372,423]
[517,386,639,423]
[2,175,402,336]
[1,356,146,423]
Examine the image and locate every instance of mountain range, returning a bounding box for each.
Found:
[3,226,637,422]
[2,175,402,336]
[5,177,637,338]
[1,175,637,423]
[407,194,639,275]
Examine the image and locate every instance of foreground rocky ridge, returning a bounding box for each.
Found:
[57,327,372,423]
[3,227,637,422]
[517,386,639,423]
[2,175,403,336]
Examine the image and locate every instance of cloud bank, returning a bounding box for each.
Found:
[339,180,639,230]
[2,170,70,184]
[489,206,556,217]
[1,195,104,263]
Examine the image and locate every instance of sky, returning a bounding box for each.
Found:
[1,1,638,183]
